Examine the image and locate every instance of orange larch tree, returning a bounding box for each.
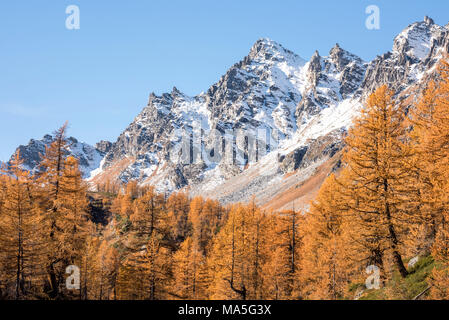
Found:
[0,152,43,299]
[299,174,351,299]
[341,85,414,278]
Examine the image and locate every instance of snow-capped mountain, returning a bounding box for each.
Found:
[11,17,449,211]
[90,36,366,195]
[362,16,449,96]
[9,135,110,178]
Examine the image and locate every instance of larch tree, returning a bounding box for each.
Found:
[119,190,134,218]
[118,232,172,300]
[208,203,265,300]
[262,214,290,300]
[54,156,89,267]
[341,85,413,278]
[99,240,121,300]
[171,236,208,299]
[406,79,442,255]
[166,192,191,243]
[118,186,171,299]
[430,209,449,299]
[419,60,449,299]
[81,235,118,300]
[36,123,72,298]
[0,152,42,299]
[189,197,225,256]
[299,174,351,300]
[127,186,168,247]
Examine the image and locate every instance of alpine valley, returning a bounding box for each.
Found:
[11,17,449,211]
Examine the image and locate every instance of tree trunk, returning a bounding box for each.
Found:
[383,179,408,278]
[47,264,59,299]
[389,223,409,278]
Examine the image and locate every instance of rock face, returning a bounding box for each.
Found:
[11,17,449,209]
[13,134,53,174]
[278,131,343,175]
[362,18,449,98]
[295,45,367,126]
[10,135,108,178]
[279,147,308,174]
[95,140,113,154]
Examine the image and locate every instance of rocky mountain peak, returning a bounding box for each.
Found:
[145,91,175,116]
[10,135,104,178]
[306,50,322,87]
[171,86,183,97]
[148,92,157,105]
[68,137,79,144]
[247,38,304,64]
[95,140,113,154]
[330,42,341,53]
[424,15,434,26]
[328,43,363,72]
[309,50,322,69]
[393,16,443,61]
[295,44,366,126]
[147,90,182,107]
[249,38,283,56]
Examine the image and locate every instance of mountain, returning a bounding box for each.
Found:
[10,17,449,211]
[89,37,366,196]
[362,16,448,97]
[9,135,110,178]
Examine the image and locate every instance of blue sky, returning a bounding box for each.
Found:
[1,0,448,161]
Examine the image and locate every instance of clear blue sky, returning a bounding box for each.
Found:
[1,0,448,161]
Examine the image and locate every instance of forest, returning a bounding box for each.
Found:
[1,61,449,300]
